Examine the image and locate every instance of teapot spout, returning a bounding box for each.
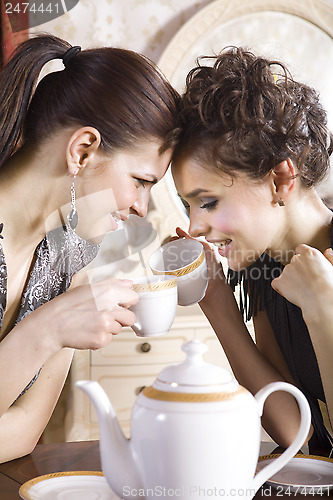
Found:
[76,380,143,499]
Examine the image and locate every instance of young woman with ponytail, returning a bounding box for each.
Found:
[171,47,333,455]
[0,34,179,462]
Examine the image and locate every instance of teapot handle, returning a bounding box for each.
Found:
[251,381,311,494]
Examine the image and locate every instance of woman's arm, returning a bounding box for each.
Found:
[0,275,138,461]
[0,348,73,462]
[174,227,308,447]
[272,245,333,430]
[253,310,313,445]
[0,276,137,415]
[200,281,308,447]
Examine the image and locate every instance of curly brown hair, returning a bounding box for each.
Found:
[172,46,332,187]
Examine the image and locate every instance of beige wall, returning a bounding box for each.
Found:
[30,0,213,63]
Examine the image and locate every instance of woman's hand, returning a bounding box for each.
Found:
[32,277,139,352]
[271,245,333,313]
[174,227,228,304]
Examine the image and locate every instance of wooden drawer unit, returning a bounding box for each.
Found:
[90,329,189,367]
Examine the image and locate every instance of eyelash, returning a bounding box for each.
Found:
[200,200,218,211]
[135,178,147,188]
[180,198,190,210]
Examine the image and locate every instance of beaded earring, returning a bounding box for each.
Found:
[67,175,78,230]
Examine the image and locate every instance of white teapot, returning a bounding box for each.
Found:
[77,340,311,500]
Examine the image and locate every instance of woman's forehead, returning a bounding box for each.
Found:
[172,157,234,189]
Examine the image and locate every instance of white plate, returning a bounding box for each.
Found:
[19,471,121,500]
[257,454,333,493]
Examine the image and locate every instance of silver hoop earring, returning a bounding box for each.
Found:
[67,175,78,230]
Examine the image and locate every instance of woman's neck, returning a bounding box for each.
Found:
[0,145,70,251]
[267,187,333,265]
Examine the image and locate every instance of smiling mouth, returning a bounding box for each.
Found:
[213,239,232,250]
[111,212,128,222]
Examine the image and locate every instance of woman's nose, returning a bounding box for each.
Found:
[188,216,209,238]
[129,194,149,218]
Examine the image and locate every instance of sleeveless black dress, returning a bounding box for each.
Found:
[228,221,333,453]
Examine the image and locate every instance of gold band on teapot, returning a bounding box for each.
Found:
[151,250,204,278]
[142,385,248,403]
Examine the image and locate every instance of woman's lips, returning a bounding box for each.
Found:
[213,239,232,258]
[112,211,128,222]
[109,212,129,231]
[109,214,119,231]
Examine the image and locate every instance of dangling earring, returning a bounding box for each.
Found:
[67,175,78,230]
[277,199,285,207]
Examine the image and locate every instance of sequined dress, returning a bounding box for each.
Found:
[0,224,99,397]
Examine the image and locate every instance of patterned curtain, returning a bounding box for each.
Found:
[0,1,29,69]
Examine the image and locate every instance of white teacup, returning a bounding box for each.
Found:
[130,275,177,337]
[149,239,208,306]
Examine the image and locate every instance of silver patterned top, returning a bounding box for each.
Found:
[0,224,99,397]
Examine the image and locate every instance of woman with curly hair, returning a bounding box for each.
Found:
[172,47,333,454]
[0,34,179,462]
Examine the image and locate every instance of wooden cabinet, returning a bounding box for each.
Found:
[64,304,232,441]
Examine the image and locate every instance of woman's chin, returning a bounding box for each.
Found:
[76,219,111,245]
[227,252,260,272]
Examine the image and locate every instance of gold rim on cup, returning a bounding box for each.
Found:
[132,277,177,293]
[151,250,205,278]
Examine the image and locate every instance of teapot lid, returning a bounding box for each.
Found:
[153,340,238,394]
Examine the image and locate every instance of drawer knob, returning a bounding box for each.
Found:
[140,342,151,353]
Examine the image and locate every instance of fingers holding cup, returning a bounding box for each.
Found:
[149,238,208,306]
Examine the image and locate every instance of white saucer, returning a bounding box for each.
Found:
[257,454,333,493]
[19,471,121,500]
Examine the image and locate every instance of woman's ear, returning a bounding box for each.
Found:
[271,158,296,206]
[66,127,101,176]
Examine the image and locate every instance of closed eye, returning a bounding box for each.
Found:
[135,178,148,188]
[179,197,190,210]
[134,176,158,189]
[200,200,218,211]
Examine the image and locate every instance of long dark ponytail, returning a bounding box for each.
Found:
[0,35,71,167]
[0,34,179,168]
